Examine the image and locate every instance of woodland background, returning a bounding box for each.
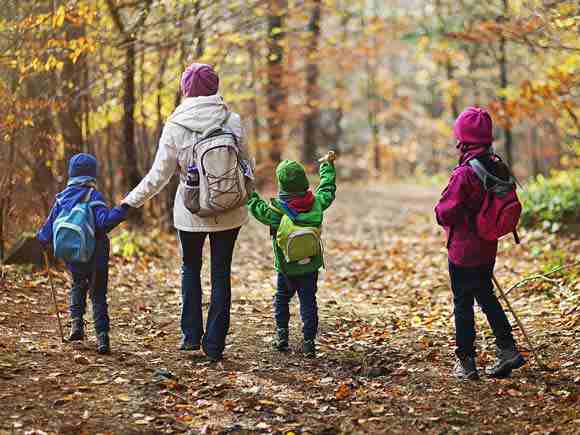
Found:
[0,0,579,257]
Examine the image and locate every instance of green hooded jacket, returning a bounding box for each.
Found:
[247,161,336,276]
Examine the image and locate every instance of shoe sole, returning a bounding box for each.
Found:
[455,370,479,381]
[487,354,526,378]
[180,346,201,351]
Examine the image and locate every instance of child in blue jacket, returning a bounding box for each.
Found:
[37,153,128,354]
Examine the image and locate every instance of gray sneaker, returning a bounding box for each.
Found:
[454,356,479,381]
[179,338,200,351]
[303,339,316,358]
[485,346,526,378]
[273,328,289,352]
[68,318,84,342]
[97,332,110,354]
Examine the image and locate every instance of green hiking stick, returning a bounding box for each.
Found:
[43,252,65,343]
[492,274,548,370]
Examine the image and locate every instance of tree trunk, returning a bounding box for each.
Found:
[267,0,287,164]
[123,39,144,224]
[302,0,322,164]
[139,32,150,169]
[103,61,116,203]
[362,2,381,173]
[499,0,513,168]
[58,20,85,161]
[0,135,16,261]
[105,0,152,223]
[248,41,262,163]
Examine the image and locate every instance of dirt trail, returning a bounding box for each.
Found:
[1,183,579,434]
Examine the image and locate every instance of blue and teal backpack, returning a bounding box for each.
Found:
[52,189,98,263]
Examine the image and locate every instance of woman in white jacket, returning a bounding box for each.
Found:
[122,63,248,362]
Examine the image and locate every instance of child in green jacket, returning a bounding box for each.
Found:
[247,155,336,357]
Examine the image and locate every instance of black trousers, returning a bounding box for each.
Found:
[449,261,515,358]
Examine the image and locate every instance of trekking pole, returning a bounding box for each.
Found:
[492,274,548,370]
[43,252,65,343]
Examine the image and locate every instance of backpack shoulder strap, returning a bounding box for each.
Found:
[221,111,232,127]
[468,159,490,189]
[469,158,516,194]
[83,188,94,203]
[269,202,285,216]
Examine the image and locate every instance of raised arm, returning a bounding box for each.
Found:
[315,162,336,211]
[122,125,178,208]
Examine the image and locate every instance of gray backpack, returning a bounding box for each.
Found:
[179,114,251,217]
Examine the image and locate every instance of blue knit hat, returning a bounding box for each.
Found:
[68,153,98,178]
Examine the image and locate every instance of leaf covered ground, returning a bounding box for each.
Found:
[1,183,579,434]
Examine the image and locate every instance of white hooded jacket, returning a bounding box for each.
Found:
[122,95,249,232]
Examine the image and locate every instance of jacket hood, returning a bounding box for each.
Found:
[56,184,93,208]
[168,94,228,133]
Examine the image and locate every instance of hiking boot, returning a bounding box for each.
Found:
[454,355,479,381]
[303,339,316,358]
[179,338,200,351]
[68,318,84,342]
[96,332,110,354]
[485,346,526,378]
[273,328,289,352]
[206,354,223,364]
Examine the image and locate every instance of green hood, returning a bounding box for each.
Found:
[276,160,310,194]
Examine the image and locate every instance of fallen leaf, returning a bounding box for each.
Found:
[335,383,351,400]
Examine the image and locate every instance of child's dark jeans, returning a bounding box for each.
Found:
[69,238,110,334]
[178,228,240,358]
[275,271,318,340]
[449,261,515,358]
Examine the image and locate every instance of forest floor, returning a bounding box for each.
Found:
[1,182,579,435]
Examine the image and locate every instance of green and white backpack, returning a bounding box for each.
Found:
[275,214,323,264]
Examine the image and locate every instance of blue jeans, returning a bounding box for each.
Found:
[275,272,319,340]
[449,261,514,358]
[178,228,240,357]
[69,238,110,334]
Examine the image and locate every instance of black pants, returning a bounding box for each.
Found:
[69,238,110,334]
[274,272,318,341]
[178,228,240,358]
[449,261,515,358]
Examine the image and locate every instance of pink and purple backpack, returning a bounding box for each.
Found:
[468,156,522,243]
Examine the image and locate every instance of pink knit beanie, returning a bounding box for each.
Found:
[454,107,494,145]
[180,63,219,97]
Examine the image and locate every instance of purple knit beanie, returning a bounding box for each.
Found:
[180,63,219,97]
[454,107,494,145]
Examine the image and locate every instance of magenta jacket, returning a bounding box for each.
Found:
[435,146,497,267]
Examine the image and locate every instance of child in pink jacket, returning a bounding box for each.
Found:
[435,107,525,380]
